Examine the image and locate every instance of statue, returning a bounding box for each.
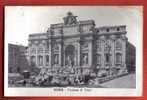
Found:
[66,55,74,67]
[63,12,77,25]
[54,55,58,64]
[83,54,88,65]
[66,56,71,66]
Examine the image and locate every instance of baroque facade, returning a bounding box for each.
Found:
[27,12,135,77]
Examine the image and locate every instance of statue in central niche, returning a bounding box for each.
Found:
[63,12,77,25]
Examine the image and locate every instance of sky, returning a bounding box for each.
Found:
[5,6,143,46]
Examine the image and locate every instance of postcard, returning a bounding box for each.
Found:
[4,6,143,96]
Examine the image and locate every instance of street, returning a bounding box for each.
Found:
[100,73,136,88]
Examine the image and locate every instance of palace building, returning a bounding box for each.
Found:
[27,12,135,77]
[8,44,28,73]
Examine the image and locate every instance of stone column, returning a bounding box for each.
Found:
[88,41,93,66]
[49,40,52,68]
[88,37,93,66]
[77,40,81,66]
[75,48,78,66]
[59,42,62,66]
[43,54,45,68]
[100,35,105,68]
[48,28,54,68]
[61,46,63,67]
[42,47,44,67]
[63,45,65,66]
[59,28,64,67]
[122,34,127,70]
[36,52,38,66]
[110,35,116,68]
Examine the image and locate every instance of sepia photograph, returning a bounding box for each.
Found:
[4,6,143,96]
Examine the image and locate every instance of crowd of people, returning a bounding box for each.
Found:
[31,67,99,87]
[11,64,128,87]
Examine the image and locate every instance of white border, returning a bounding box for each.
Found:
[4,6,143,96]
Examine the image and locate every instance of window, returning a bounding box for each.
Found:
[105,53,111,64]
[116,53,122,64]
[115,40,122,50]
[9,67,13,73]
[38,55,43,66]
[97,29,99,33]
[17,67,20,73]
[97,54,101,65]
[117,27,120,31]
[104,40,111,52]
[97,40,101,51]
[46,55,49,66]
[106,28,110,32]
[54,54,59,65]
[31,56,36,65]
